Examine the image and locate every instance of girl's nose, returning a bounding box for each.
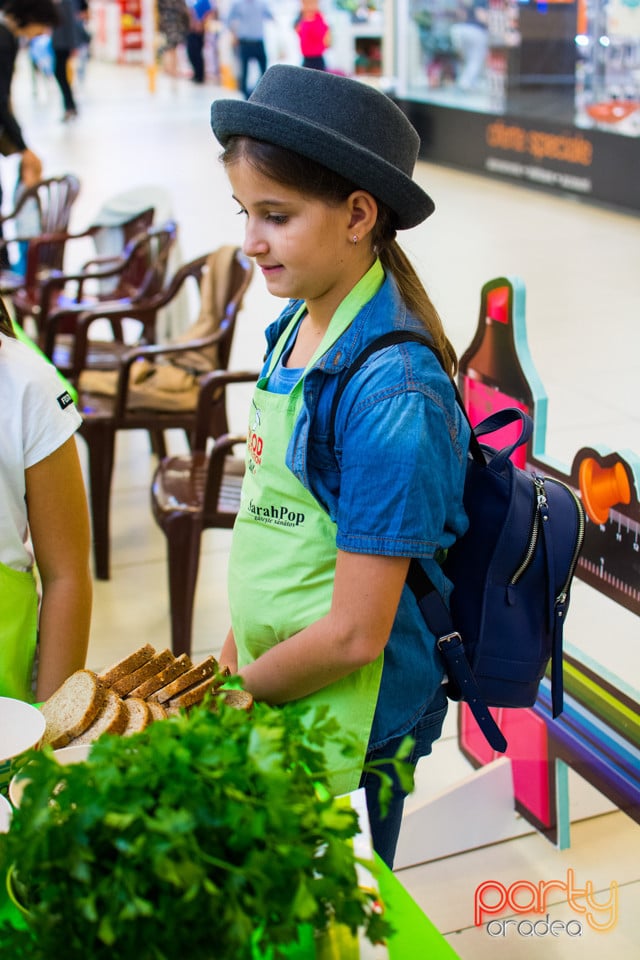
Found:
[242,220,268,259]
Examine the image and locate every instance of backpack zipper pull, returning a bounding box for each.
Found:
[534,475,556,630]
[534,476,549,521]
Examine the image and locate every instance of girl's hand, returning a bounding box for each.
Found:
[219,628,238,675]
[20,149,43,188]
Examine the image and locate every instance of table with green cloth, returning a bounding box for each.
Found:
[0,854,458,958]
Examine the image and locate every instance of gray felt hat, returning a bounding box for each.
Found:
[210,65,434,229]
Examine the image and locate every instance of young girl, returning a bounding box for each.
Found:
[0,299,92,702]
[210,65,470,866]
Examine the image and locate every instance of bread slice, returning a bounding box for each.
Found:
[121,697,152,736]
[219,689,254,712]
[98,644,156,688]
[41,670,106,749]
[149,656,218,704]
[167,676,217,710]
[128,653,192,700]
[111,649,175,697]
[146,700,168,722]
[67,688,127,745]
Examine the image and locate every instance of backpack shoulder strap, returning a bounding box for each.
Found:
[326,329,508,752]
[327,332,429,448]
[328,330,485,462]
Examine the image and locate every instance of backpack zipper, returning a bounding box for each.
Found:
[546,477,586,604]
[509,476,546,586]
[509,475,585,597]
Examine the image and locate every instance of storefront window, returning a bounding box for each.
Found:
[334,0,385,74]
[399,0,640,136]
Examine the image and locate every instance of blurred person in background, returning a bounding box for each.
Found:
[0,0,59,268]
[186,0,215,84]
[226,0,273,99]
[73,0,91,85]
[294,0,330,71]
[157,0,190,77]
[51,0,85,121]
[451,0,489,92]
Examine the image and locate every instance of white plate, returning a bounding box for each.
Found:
[0,698,46,793]
[8,743,91,808]
[0,793,12,832]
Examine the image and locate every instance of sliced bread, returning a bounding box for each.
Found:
[41,670,106,749]
[149,656,218,704]
[121,697,152,736]
[128,653,192,700]
[67,688,127,745]
[146,700,168,722]
[98,644,156,688]
[111,649,175,697]
[167,676,217,710]
[219,689,254,712]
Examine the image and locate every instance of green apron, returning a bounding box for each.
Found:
[228,299,383,797]
[0,560,38,701]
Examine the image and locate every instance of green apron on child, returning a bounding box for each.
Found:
[228,299,383,796]
[0,561,38,701]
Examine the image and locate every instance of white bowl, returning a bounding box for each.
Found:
[8,743,91,809]
[0,697,46,793]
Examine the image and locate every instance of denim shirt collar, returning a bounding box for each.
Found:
[263,270,413,376]
[262,270,432,495]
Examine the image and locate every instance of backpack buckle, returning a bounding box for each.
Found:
[437,631,463,651]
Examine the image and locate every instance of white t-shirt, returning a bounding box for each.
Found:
[0,333,82,571]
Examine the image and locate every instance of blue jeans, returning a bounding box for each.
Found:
[238,39,267,99]
[53,48,76,112]
[360,685,448,868]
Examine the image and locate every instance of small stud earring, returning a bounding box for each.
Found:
[352,235,358,245]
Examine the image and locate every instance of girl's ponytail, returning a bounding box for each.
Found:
[373,203,457,378]
[0,298,16,339]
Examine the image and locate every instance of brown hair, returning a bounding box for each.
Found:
[0,297,16,338]
[221,137,458,376]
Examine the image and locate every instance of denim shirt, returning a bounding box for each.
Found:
[261,272,470,748]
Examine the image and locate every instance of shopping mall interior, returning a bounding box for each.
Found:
[1,7,639,957]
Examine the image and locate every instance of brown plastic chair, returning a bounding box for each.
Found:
[151,370,259,657]
[75,248,253,581]
[0,174,81,297]
[10,204,155,332]
[38,220,178,380]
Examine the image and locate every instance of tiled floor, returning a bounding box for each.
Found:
[4,51,639,958]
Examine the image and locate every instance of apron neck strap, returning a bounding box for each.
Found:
[264,259,385,383]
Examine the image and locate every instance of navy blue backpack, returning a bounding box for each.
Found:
[330,332,585,752]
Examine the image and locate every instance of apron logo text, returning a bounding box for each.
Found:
[248,499,305,527]
[249,431,263,467]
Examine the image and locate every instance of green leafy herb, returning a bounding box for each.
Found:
[0,696,399,959]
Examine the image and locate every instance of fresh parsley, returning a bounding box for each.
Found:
[0,696,398,958]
